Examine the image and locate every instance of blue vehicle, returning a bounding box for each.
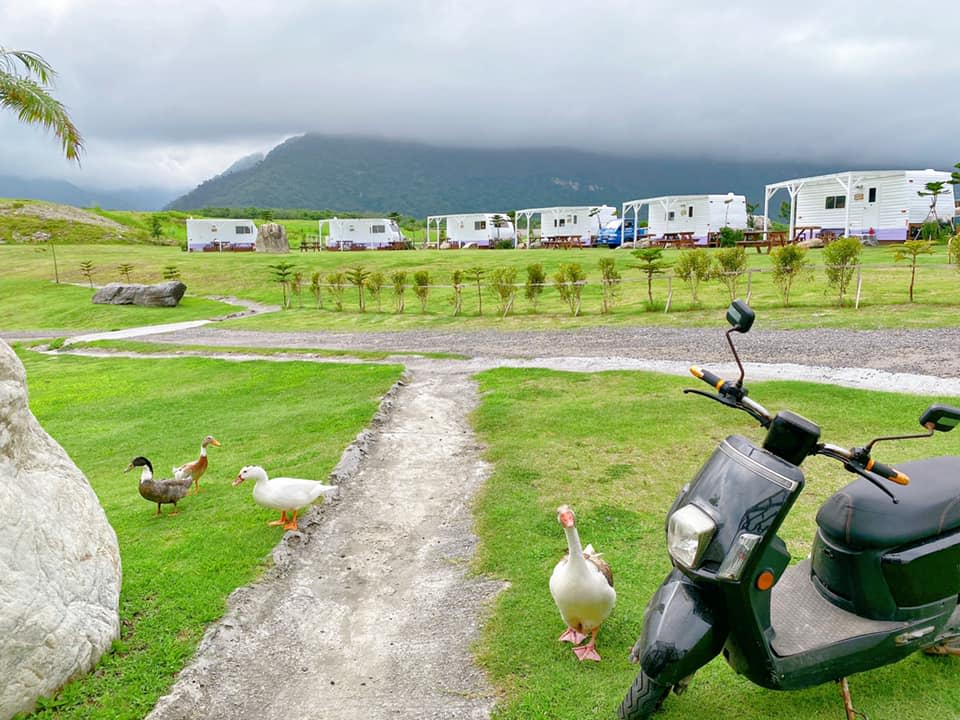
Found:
[597,218,646,248]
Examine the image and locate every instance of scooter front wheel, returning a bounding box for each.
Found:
[618,670,669,720]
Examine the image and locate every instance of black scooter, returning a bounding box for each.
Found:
[619,300,960,720]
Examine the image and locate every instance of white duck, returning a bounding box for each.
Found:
[233,465,339,531]
[549,504,616,662]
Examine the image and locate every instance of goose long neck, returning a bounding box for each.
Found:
[563,524,584,561]
[140,465,153,483]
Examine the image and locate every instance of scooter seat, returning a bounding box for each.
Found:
[816,456,960,550]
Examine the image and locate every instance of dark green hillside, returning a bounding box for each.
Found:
[166,134,837,217]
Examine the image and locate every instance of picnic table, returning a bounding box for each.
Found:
[736,230,788,254]
[792,225,821,243]
[654,231,696,248]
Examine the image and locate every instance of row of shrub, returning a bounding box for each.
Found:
[265,237,960,316]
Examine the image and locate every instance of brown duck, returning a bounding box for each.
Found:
[125,456,193,515]
[172,435,221,493]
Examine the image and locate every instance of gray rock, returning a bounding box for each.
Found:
[0,340,121,719]
[92,281,186,307]
[256,223,289,253]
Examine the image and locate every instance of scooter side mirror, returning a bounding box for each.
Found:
[919,404,960,432]
[726,300,755,334]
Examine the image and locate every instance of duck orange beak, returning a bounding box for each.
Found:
[232,474,245,487]
[211,439,222,447]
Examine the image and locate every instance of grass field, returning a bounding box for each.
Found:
[14,349,402,720]
[3,242,960,332]
[472,368,960,719]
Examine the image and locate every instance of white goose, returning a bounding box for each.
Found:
[233,465,339,531]
[549,504,616,661]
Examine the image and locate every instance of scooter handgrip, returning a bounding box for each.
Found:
[867,458,910,485]
[690,365,725,391]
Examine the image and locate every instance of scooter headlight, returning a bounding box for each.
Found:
[667,504,716,569]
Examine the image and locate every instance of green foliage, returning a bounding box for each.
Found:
[713,246,747,301]
[267,261,296,308]
[892,240,934,302]
[345,265,371,312]
[309,270,323,309]
[552,262,586,316]
[778,200,792,224]
[488,266,518,317]
[117,263,134,282]
[449,268,464,316]
[631,247,671,306]
[917,181,947,222]
[673,248,711,305]
[161,265,181,281]
[822,236,863,307]
[291,270,304,308]
[366,270,386,312]
[597,256,621,314]
[466,266,485,316]
[325,270,346,311]
[78,259,94,287]
[412,269,431,312]
[717,226,744,248]
[524,263,546,312]
[148,214,164,242]
[493,238,514,250]
[390,270,407,313]
[769,244,810,307]
[919,220,948,241]
[948,234,960,267]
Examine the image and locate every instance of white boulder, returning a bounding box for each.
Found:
[0,340,121,719]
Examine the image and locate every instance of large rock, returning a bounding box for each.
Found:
[0,340,121,719]
[256,222,289,253]
[92,281,186,307]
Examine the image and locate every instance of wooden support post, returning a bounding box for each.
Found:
[854,265,863,309]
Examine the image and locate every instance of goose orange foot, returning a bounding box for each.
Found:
[558,627,587,644]
[572,629,602,662]
[282,511,300,531]
[268,511,289,527]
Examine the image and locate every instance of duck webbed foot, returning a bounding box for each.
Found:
[558,627,587,644]
[268,511,289,527]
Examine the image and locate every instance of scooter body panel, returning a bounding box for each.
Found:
[638,569,727,685]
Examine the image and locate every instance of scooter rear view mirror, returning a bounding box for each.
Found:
[726,300,755,333]
[919,404,960,432]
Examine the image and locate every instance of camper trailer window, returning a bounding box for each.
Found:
[559,219,566,227]
[688,207,694,218]
[474,221,486,231]
[668,211,676,221]
[371,225,386,234]
[235,226,252,234]
[825,195,846,210]
[868,188,877,202]
[572,215,578,224]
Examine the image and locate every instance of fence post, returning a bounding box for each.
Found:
[665,275,673,313]
[746,269,753,305]
[854,264,863,309]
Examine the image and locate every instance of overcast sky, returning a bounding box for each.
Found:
[2,0,959,192]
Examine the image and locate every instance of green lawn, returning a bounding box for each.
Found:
[15,349,402,719]
[472,368,960,720]
[3,242,959,333]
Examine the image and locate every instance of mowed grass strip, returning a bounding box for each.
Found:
[3,243,960,332]
[472,368,960,719]
[15,350,403,720]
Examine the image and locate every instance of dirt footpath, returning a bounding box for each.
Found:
[147,364,504,720]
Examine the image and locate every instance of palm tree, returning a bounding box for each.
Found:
[0,47,83,162]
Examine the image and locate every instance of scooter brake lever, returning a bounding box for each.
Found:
[683,388,738,408]
[844,461,899,504]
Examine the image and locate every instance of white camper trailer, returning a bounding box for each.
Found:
[322,218,404,250]
[426,212,515,248]
[764,170,956,242]
[515,205,617,247]
[185,218,257,252]
[623,194,748,244]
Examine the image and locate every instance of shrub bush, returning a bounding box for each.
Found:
[822,236,863,307]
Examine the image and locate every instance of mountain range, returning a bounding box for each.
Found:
[0,174,178,211]
[166,134,846,217]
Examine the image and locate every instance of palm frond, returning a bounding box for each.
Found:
[0,74,84,162]
[0,47,57,83]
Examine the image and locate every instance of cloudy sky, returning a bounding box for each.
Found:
[2,0,959,193]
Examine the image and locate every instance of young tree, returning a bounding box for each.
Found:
[769,244,810,307]
[412,270,431,312]
[346,265,371,312]
[892,239,934,302]
[466,266,485,315]
[597,256,621,314]
[391,270,408,313]
[631,247,671,306]
[917,181,947,223]
[268,261,296,308]
[79,260,95,288]
[148,214,164,242]
[366,270,386,311]
[552,263,586,316]
[948,233,960,268]
[449,269,464,316]
[0,47,83,162]
[713,246,748,301]
[117,263,134,282]
[746,201,759,229]
[162,265,181,281]
[673,248,712,305]
[325,270,346,311]
[291,270,304,308]
[488,266,518,317]
[822,236,862,307]
[524,263,546,312]
[310,271,324,309]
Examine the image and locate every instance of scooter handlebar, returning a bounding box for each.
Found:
[865,458,910,486]
[690,365,725,391]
